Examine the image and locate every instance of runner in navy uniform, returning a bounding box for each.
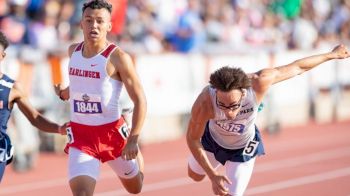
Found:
[187,44,350,195]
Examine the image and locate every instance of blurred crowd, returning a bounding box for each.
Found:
[0,0,350,172]
[0,0,350,55]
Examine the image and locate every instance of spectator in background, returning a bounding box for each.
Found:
[290,10,318,50]
[56,0,75,42]
[27,4,59,51]
[110,0,127,38]
[171,0,205,53]
[0,0,349,54]
[25,0,45,19]
[0,0,29,46]
[0,0,9,16]
[268,0,303,20]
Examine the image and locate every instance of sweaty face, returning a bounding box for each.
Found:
[81,8,112,41]
[216,89,243,119]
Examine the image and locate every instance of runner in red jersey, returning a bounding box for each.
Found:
[54,1,147,195]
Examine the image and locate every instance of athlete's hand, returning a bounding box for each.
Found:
[331,44,350,59]
[209,173,232,195]
[54,84,70,101]
[122,136,139,160]
[58,122,70,135]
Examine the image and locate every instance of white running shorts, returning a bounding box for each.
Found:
[68,147,139,180]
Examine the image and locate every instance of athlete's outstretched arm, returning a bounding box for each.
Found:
[252,44,350,102]
[11,82,65,134]
[186,87,231,195]
[112,49,147,160]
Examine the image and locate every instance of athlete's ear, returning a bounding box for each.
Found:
[107,22,112,32]
[241,89,247,98]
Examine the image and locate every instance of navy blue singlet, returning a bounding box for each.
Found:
[0,74,14,133]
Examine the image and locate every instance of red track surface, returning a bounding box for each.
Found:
[1,120,350,196]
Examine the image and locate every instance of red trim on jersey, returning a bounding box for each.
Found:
[75,42,84,52]
[101,44,117,58]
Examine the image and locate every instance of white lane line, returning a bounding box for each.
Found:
[96,167,350,196]
[95,177,195,196]
[94,147,350,195]
[246,167,350,195]
[266,133,349,154]
[0,179,67,195]
[255,146,350,172]
[1,147,350,194]
[0,160,185,195]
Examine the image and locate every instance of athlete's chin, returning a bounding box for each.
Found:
[86,36,101,42]
[226,115,238,120]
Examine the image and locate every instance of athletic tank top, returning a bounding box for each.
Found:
[68,42,122,126]
[0,74,14,133]
[208,87,259,149]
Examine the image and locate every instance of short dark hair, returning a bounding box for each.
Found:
[0,31,9,50]
[82,0,112,14]
[209,66,251,92]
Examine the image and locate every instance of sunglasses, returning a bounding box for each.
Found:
[216,93,243,111]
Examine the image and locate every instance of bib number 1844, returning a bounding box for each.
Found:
[74,100,102,114]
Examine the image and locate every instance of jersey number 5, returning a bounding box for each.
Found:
[243,140,259,156]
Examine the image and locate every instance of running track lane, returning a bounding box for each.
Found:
[1,120,350,196]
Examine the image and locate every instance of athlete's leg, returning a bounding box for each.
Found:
[225,158,256,196]
[68,147,100,196]
[107,150,143,194]
[188,151,221,181]
[135,148,144,178]
[0,162,5,182]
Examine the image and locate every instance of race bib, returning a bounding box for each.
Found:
[66,127,74,144]
[242,140,259,156]
[215,119,247,134]
[118,123,129,140]
[72,93,102,114]
[0,132,14,164]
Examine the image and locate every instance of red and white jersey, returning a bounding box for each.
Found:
[68,42,122,125]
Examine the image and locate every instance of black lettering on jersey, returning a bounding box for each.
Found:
[239,107,254,115]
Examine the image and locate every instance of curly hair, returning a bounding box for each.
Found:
[82,0,112,14]
[0,31,9,50]
[209,66,251,92]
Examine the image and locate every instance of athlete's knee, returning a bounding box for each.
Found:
[71,189,93,196]
[188,167,205,182]
[124,177,143,194]
[121,172,144,194]
[70,185,94,196]
[69,176,96,196]
[125,184,142,194]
